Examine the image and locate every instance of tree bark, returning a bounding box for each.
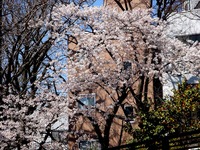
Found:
[0,0,3,103]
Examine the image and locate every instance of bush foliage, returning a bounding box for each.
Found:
[132,81,200,142]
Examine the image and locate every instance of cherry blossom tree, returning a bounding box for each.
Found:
[0,93,70,149]
[1,2,199,149]
[43,4,200,149]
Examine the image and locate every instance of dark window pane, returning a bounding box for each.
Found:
[124,105,133,117]
[79,141,90,150]
[78,94,95,109]
[123,61,132,70]
[79,140,101,150]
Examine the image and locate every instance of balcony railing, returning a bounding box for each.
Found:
[107,129,200,150]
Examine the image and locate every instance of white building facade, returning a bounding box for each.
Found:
[163,0,200,97]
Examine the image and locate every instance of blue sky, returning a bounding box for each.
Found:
[92,0,103,6]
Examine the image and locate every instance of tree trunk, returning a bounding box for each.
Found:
[0,0,3,103]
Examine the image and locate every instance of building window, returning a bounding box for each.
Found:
[124,105,135,122]
[79,140,100,150]
[51,130,67,142]
[123,61,132,70]
[124,105,133,117]
[122,61,132,80]
[78,94,95,109]
[188,34,200,42]
[177,34,200,44]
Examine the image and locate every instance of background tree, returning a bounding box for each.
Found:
[112,0,186,19]
[1,1,199,149]
[0,0,96,98]
[48,4,200,149]
[0,0,96,149]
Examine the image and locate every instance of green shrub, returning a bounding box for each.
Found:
[132,81,200,142]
